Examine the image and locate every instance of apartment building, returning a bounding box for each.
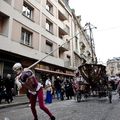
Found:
[71,11,96,69]
[0,0,96,83]
[106,57,120,76]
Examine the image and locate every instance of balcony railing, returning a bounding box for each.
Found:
[59,42,70,51]
[80,53,87,60]
[74,50,80,57]
[3,0,12,5]
[58,10,68,21]
[59,24,69,36]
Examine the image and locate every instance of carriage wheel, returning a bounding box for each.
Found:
[108,92,112,103]
[76,92,81,102]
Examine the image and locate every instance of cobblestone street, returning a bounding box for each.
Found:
[1,94,120,120]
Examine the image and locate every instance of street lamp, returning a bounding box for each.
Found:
[84,22,97,63]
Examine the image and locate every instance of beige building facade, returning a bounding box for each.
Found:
[106,57,120,77]
[0,0,96,82]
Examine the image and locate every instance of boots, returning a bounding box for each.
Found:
[34,118,38,120]
[51,116,56,120]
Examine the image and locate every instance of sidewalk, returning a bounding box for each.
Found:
[0,95,29,109]
[0,94,59,109]
[1,93,118,109]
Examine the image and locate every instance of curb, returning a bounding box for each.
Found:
[0,101,29,109]
[0,95,29,109]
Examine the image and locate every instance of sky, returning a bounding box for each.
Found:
[69,0,120,64]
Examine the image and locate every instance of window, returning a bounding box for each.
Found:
[66,39,70,50]
[46,0,53,14]
[87,51,91,57]
[67,55,71,66]
[117,63,120,68]
[75,36,78,50]
[46,41,53,55]
[21,28,32,46]
[67,55,70,61]
[66,25,70,34]
[46,19,53,33]
[22,2,33,19]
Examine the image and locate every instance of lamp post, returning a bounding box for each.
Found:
[84,22,97,63]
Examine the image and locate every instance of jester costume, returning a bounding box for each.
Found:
[15,69,55,120]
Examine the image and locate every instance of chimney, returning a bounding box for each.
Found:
[77,16,81,23]
[71,9,75,14]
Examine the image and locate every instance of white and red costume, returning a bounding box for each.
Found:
[15,69,54,120]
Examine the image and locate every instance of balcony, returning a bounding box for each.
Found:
[59,42,70,52]
[3,0,12,5]
[58,0,69,7]
[59,24,69,37]
[80,53,87,60]
[58,10,68,21]
[0,12,9,36]
[74,50,80,57]
[86,50,91,57]
[80,42,85,49]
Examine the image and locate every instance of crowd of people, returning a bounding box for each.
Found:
[45,76,75,103]
[0,71,76,105]
[1,72,120,105]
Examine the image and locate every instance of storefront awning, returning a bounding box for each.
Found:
[35,68,75,77]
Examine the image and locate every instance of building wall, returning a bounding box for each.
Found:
[106,58,120,76]
[0,17,4,33]
[0,0,95,79]
[41,35,58,57]
[14,0,23,12]
[11,20,39,50]
[11,20,21,43]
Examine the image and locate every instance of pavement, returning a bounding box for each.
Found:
[0,94,59,109]
[0,89,54,109]
[0,91,119,109]
[0,95,29,109]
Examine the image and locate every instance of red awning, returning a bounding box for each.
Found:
[35,68,75,77]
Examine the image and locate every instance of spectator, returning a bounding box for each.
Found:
[117,80,120,98]
[69,79,74,99]
[60,85,65,100]
[64,80,71,100]
[45,77,53,104]
[54,76,61,100]
[4,74,14,103]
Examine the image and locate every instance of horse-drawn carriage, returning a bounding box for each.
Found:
[75,63,112,102]
[74,80,90,102]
